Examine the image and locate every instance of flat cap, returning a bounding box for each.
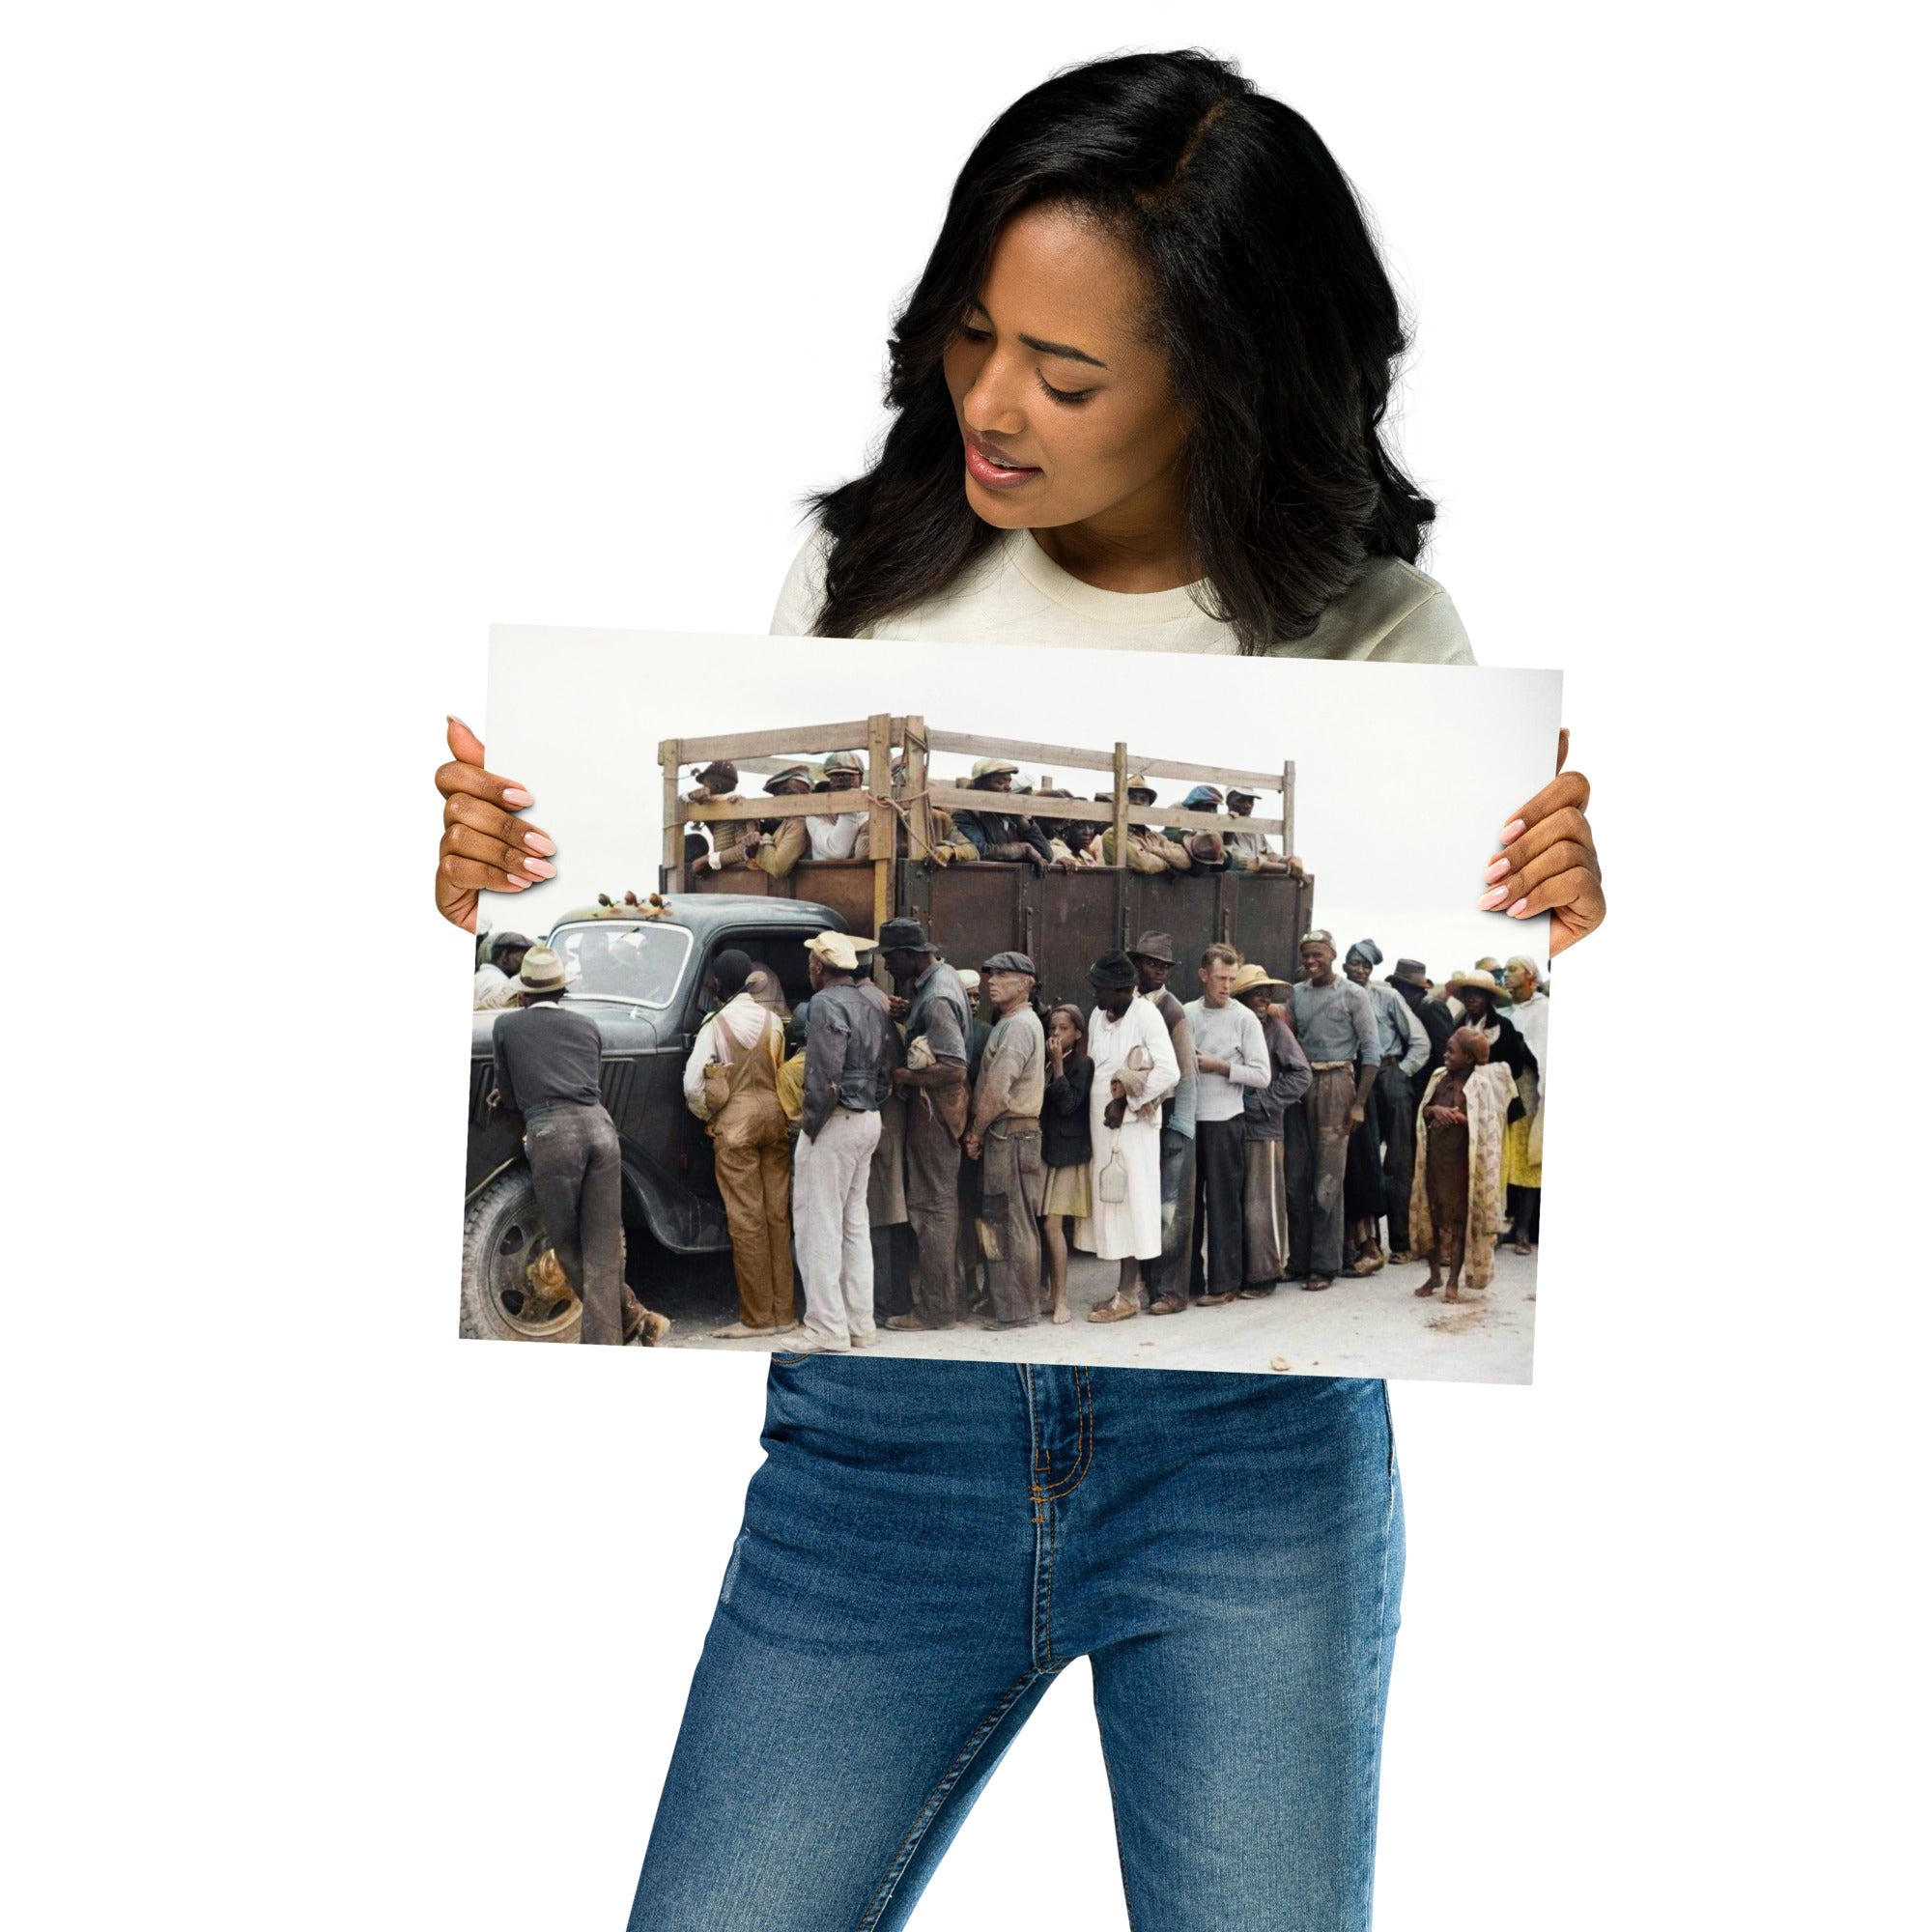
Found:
[980,951,1037,978]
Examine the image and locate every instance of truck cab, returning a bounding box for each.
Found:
[461,894,845,1342]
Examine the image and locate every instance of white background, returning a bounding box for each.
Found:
[4,6,1921,1930]
[489,624,1560,988]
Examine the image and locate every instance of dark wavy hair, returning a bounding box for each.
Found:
[809,49,1435,653]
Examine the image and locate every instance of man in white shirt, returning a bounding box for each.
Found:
[753,753,871,874]
[1181,944,1271,1309]
[1222,787,1297,874]
[472,931,531,1009]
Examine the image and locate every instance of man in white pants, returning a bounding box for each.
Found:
[788,930,891,1353]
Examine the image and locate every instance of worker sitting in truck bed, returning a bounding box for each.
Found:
[1037,789,1102,868]
[1223,786,1302,876]
[888,753,979,867]
[952,757,1051,867]
[1099,777,1193,874]
[1163,783,1231,873]
[751,753,871,877]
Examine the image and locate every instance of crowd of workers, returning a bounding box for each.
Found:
[481,903,1549,1350]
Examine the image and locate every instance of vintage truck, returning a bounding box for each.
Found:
[462,714,1313,1342]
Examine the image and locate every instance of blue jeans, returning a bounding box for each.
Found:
[629,1359,1403,1930]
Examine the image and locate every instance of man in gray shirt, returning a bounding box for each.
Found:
[1182,944,1272,1306]
[878,918,973,1331]
[1287,930,1382,1291]
[790,930,892,1352]
[963,952,1048,1328]
[1345,938,1430,1266]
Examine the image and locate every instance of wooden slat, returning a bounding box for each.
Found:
[903,712,935,866]
[1111,743,1129,865]
[685,793,867,822]
[925,783,1283,836]
[1124,755,1284,789]
[923,729,1279,790]
[658,744,685,891]
[867,711,893,939]
[668,719,905,762]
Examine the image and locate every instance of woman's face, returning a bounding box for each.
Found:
[941,204,1189,536]
[1505,960,1535,1000]
[1049,1009,1080,1053]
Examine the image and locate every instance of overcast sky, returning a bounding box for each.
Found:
[487,627,1561,992]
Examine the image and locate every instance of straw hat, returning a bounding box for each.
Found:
[517,945,568,993]
[1230,963,1288,1000]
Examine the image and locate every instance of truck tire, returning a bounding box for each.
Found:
[459,1166,582,1344]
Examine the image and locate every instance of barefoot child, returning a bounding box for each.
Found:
[1409,1026,1513,1303]
[1039,1004,1094,1324]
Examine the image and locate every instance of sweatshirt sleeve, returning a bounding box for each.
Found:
[769,526,833,638]
[1369,579,1477,667]
[1225,1006,1271,1090]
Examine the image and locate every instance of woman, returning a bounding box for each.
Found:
[435,51,1603,1929]
[1409,1026,1514,1302]
[1502,953,1550,1253]
[1038,1001,1094,1325]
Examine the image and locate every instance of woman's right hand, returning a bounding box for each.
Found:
[434,717,555,933]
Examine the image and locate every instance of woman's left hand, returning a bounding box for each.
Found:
[1480,728,1605,956]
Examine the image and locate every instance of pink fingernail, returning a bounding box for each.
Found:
[503,875,531,890]
[1477,885,1509,910]
[521,857,556,880]
[1506,897,1529,918]
[524,831,556,856]
[503,786,534,809]
[447,713,474,731]
[1500,818,1526,844]
[1484,857,1511,884]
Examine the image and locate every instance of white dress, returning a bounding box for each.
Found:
[1075,993,1180,1261]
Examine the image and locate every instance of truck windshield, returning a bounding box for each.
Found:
[550,922,692,1008]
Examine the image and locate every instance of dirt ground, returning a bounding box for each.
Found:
[648,1243,1537,1385]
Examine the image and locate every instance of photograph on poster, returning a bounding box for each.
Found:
[464,626,1559,1384]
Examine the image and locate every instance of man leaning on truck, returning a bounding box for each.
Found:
[487,946,668,1346]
